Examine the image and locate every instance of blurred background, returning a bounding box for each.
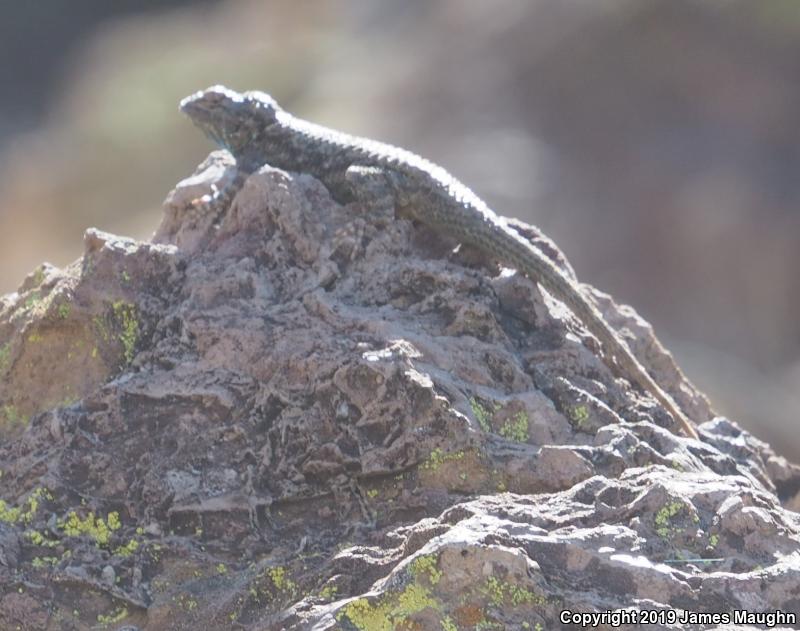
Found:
[1,0,798,457]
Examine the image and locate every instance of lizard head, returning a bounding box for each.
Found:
[180,85,282,158]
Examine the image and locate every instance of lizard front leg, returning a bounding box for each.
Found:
[324,165,399,263]
[190,164,251,226]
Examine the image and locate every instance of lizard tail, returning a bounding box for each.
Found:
[477,221,699,439]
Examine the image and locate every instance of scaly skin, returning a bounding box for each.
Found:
[180,85,698,439]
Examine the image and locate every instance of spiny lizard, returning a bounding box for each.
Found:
[180,85,698,440]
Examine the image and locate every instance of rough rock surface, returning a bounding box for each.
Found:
[1,150,800,630]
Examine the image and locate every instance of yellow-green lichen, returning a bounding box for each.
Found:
[441,616,457,631]
[708,533,719,549]
[94,301,140,365]
[26,529,59,548]
[569,405,589,428]
[216,562,228,574]
[242,565,299,608]
[31,556,59,568]
[491,468,509,493]
[56,303,70,319]
[499,411,529,443]
[174,593,198,611]
[60,510,121,546]
[147,542,164,564]
[31,267,45,288]
[0,494,10,526]
[654,501,685,539]
[421,448,466,472]
[112,301,139,364]
[96,606,128,628]
[470,399,531,442]
[394,584,440,620]
[470,397,495,433]
[114,537,140,557]
[0,342,11,375]
[410,554,442,585]
[93,315,111,343]
[1,405,28,430]
[319,584,338,601]
[19,487,51,524]
[484,576,545,608]
[268,565,297,595]
[366,488,379,499]
[19,281,58,319]
[23,291,43,311]
[0,487,51,525]
[58,393,79,409]
[339,582,438,631]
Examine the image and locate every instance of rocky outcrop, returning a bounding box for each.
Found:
[0,152,798,630]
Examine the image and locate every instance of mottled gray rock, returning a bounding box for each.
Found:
[0,155,797,630]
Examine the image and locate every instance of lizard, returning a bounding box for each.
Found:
[179,85,699,440]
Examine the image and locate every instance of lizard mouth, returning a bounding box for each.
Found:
[179,94,215,126]
[180,85,238,121]
[180,90,233,147]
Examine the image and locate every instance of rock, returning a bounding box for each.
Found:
[0,591,49,629]
[0,154,797,629]
[0,523,21,569]
[102,564,117,585]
